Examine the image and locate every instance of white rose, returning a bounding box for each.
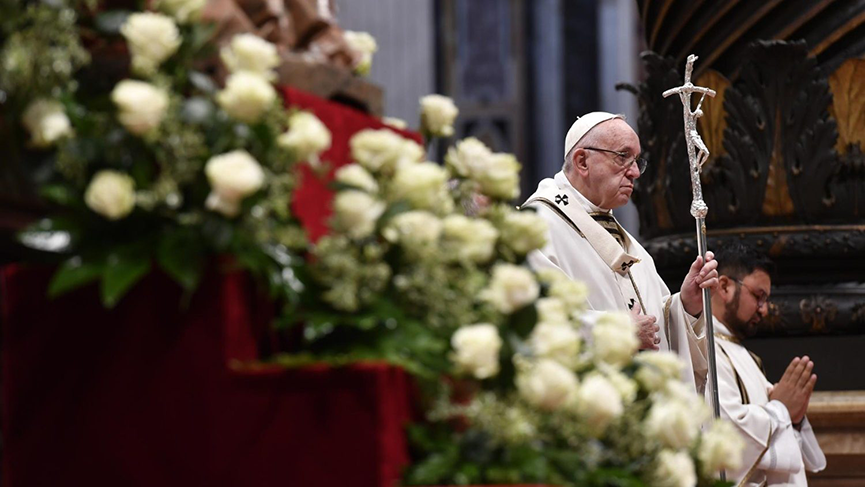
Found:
[278,111,331,161]
[383,116,407,129]
[499,210,548,255]
[334,164,378,193]
[516,358,579,411]
[592,311,639,367]
[573,373,624,434]
[645,399,701,449]
[659,380,710,413]
[350,129,424,173]
[445,137,492,178]
[111,80,169,136]
[344,30,377,75]
[204,150,265,218]
[601,366,638,404]
[331,190,386,239]
[220,33,280,79]
[529,321,581,369]
[441,215,499,263]
[535,267,568,285]
[120,12,181,76]
[84,170,136,220]
[481,264,540,314]
[217,72,277,124]
[22,99,72,147]
[384,211,442,250]
[699,419,745,476]
[155,0,206,23]
[450,323,502,379]
[654,450,697,487]
[535,297,568,323]
[635,351,684,392]
[476,152,521,200]
[420,94,458,138]
[548,278,590,316]
[389,161,452,212]
[445,139,521,199]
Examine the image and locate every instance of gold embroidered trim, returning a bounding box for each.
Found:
[663,296,673,352]
[626,269,646,318]
[715,333,765,374]
[717,343,750,405]
[739,438,770,487]
[714,332,741,345]
[716,341,771,487]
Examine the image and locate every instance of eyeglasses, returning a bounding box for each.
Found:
[735,279,769,307]
[581,147,648,175]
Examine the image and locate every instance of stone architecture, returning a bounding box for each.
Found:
[625,1,865,339]
[628,1,865,480]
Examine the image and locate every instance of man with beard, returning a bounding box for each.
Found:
[710,243,825,486]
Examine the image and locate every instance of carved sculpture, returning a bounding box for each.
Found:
[625,1,865,337]
[202,0,361,70]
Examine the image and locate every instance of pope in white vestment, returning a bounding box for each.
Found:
[522,112,716,393]
[709,244,825,486]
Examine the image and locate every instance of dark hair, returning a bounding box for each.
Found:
[714,242,775,280]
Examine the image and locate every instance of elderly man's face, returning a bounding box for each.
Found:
[578,119,642,209]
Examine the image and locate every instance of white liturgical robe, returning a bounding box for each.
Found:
[713,321,826,486]
[523,172,708,392]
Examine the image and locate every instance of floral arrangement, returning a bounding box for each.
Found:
[3,0,326,309]
[310,133,743,484]
[1,1,743,486]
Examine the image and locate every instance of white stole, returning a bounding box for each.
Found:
[521,173,644,313]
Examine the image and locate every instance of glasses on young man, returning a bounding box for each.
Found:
[581,147,648,175]
[735,279,769,307]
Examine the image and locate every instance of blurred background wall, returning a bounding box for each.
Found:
[334,0,642,235]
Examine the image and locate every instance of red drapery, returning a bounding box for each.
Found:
[285,86,423,242]
[1,88,423,487]
[1,265,415,487]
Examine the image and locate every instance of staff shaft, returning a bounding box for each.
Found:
[697,216,725,482]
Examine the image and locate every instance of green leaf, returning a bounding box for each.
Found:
[405,449,459,485]
[94,10,131,34]
[201,216,235,251]
[48,255,105,298]
[157,228,205,292]
[377,200,412,226]
[188,72,217,95]
[101,248,151,308]
[39,184,78,207]
[508,302,539,338]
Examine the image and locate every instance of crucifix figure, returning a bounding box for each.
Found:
[663,54,717,219]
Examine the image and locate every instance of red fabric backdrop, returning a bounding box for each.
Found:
[0,88,423,487]
[285,87,423,242]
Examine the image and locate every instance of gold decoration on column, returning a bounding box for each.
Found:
[695,69,731,171]
[762,106,796,216]
[829,58,865,155]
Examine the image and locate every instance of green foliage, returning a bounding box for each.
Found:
[101,243,151,307]
[405,424,584,486]
[0,3,90,102]
[156,227,205,292]
[6,1,312,312]
[48,254,104,298]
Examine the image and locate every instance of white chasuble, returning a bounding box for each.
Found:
[713,321,826,486]
[522,172,708,393]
